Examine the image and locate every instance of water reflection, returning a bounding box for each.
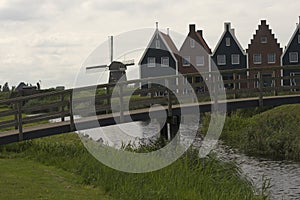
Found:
[215,144,300,200]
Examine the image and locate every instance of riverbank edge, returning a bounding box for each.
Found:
[0,133,265,200]
[201,104,300,161]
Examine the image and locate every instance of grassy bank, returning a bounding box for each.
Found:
[0,133,265,200]
[202,104,300,161]
[0,158,109,200]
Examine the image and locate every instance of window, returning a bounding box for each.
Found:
[261,36,267,43]
[196,56,204,66]
[217,55,226,65]
[253,54,262,64]
[182,56,191,66]
[289,52,299,63]
[147,57,156,67]
[190,39,195,48]
[226,37,230,46]
[267,53,276,64]
[161,57,169,67]
[231,54,240,65]
[155,40,160,49]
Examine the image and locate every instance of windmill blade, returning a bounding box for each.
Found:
[86,65,108,70]
[123,59,135,66]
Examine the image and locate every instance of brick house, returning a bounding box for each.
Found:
[247,20,282,88]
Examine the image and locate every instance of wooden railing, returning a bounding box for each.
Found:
[0,65,300,141]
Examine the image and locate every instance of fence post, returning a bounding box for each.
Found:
[69,92,75,131]
[106,85,111,114]
[233,73,237,99]
[13,103,18,130]
[61,93,65,122]
[166,79,172,117]
[258,71,263,108]
[272,70,278,96]
[16,102,23,141]
[119,83,124,123]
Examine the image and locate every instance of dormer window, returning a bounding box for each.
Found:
[226,37,231,46]
[261,36,267,43]
[155,40,160,49]
[190,39,195,48]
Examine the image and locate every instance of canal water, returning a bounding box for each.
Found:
[50,118,300,200]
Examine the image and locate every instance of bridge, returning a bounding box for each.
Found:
[1,66,300,145]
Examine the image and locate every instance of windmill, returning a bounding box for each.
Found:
[86,36,135,84]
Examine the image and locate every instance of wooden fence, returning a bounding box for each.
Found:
[0,65,300,141]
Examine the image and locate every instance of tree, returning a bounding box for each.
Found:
[2,82,10,92]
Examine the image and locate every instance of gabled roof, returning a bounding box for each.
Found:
[247,20,282,51]
[138,28,178,65]
[160,31,179,55]
[179,24,212,54]
[195,31,212,54]
[212,22,246,56]
[282,19,300,57]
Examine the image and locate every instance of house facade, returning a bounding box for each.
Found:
[211,22,247,89]
[247,20,282,88]
[282,17,300,87]
[139,26,179,92]
[178,24,211,92]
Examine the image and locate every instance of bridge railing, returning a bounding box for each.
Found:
[0,65,300,141]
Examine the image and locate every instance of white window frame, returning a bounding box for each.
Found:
[253,54,262,64]
[267,53,276,64]
[155,40,160,49]
[182,56,191,67]
[217,55,226,65]
[231,54,240,65]
[190,39,195,48]
[196,56,204,67]
[161,57,169,67]
[261,36,267,43]
[147,57,156,67]
[289,52,299,63]
[225,37,230,46]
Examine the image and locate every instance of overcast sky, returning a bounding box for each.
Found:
[0,0,299,89]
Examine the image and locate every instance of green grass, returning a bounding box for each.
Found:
[0,133,266,200]
[202,104,300,161]
[0,158,110,200]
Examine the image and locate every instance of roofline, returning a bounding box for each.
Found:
[212,23,246,56]
[138,29,159,65]
[138,29,178,67]
[282,23,300,58]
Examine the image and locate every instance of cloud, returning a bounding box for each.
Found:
[0,0,300,88]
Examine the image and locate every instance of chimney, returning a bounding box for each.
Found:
[224,22,231,31]
[231,28,235,36]
[197,30,203,37]
[189,24,196,32]
[156,22,159,29]
[167,28,170,35]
